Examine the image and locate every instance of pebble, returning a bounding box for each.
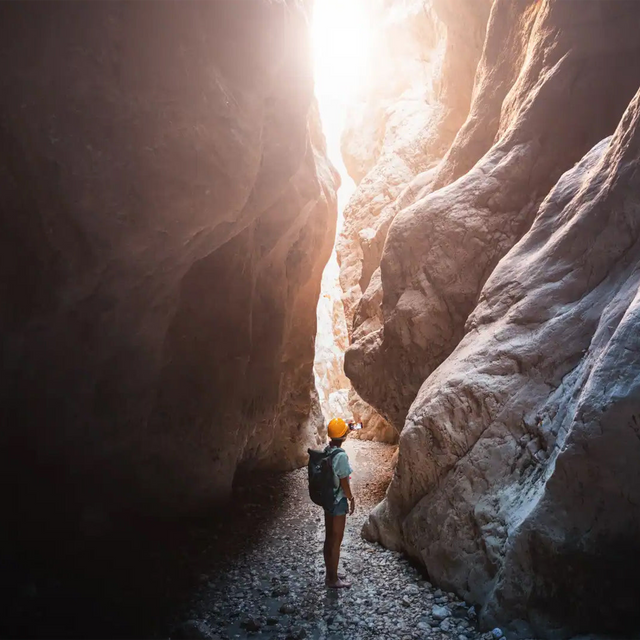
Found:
[491,628,504,639]
[432,604,451,620]
[279,603,297,615]
[240,618,262,632]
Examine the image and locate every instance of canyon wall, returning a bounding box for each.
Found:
[336,0,492,441]
[346,0,640,432]
[346,0,640,637]
[337,0,492,334]
[0,0,337,536]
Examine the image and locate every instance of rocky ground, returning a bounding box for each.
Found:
[1,439,608,639]
[172,440,504,640]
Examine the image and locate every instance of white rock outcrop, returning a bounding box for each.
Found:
[366,90,640,637]
[345,0,640,636]
[314,253,351,423]
[346,0,640,432]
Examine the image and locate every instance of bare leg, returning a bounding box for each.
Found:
[325,514,350,588]
[323,511,333,580]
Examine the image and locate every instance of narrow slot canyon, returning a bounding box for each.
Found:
[2,2,640,640]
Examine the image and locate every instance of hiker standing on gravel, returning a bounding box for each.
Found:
[307,417,355,589]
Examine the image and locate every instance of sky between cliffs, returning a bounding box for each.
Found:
[312,0,373,218]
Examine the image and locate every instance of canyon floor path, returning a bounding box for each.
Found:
[4,441,495,640]
[177,440,492,640]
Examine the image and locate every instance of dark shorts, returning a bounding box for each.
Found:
[325,497,348,517]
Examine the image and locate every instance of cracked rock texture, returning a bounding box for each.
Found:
[359,0,640,635]
[0,0,336,535]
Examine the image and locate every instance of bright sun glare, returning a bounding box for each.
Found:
[312,0,373,212]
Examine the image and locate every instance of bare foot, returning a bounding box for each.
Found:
[325,578,352,589]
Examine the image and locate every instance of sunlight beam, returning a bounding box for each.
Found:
[312,0,373,214]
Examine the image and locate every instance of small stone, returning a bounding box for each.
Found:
[271,585,290,597]
[431,604,451,620]
[240,618,261,632]
[403,583,420,595]
[439,619,452,632]
[491,628,504,639]
[279,603,297,615]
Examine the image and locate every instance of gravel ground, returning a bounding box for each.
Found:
[2,439,597,639]
[173,440,504,640]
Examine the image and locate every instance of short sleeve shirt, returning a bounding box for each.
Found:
[325,445,352,503]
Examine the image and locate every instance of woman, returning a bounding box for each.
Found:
[323,418,355,589]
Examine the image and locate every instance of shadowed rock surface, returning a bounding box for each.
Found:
[0,0,337,536]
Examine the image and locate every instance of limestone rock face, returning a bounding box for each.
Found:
[346,0,640,431]
[349,389,398,445]
[337,0,491,332]
[336,0,491,440]
[0,1,337,532]
[366,88,640,637]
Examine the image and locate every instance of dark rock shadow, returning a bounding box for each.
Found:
[0,470,292,639]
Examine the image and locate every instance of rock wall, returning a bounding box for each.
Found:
[334,0,491,441]
[346,0,640,431]
[0,0,337,535]
[367,90,640,638]
[337,0,491,333]
[352,0,640,636]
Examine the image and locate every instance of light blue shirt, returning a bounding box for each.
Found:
[325,445,352,503]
